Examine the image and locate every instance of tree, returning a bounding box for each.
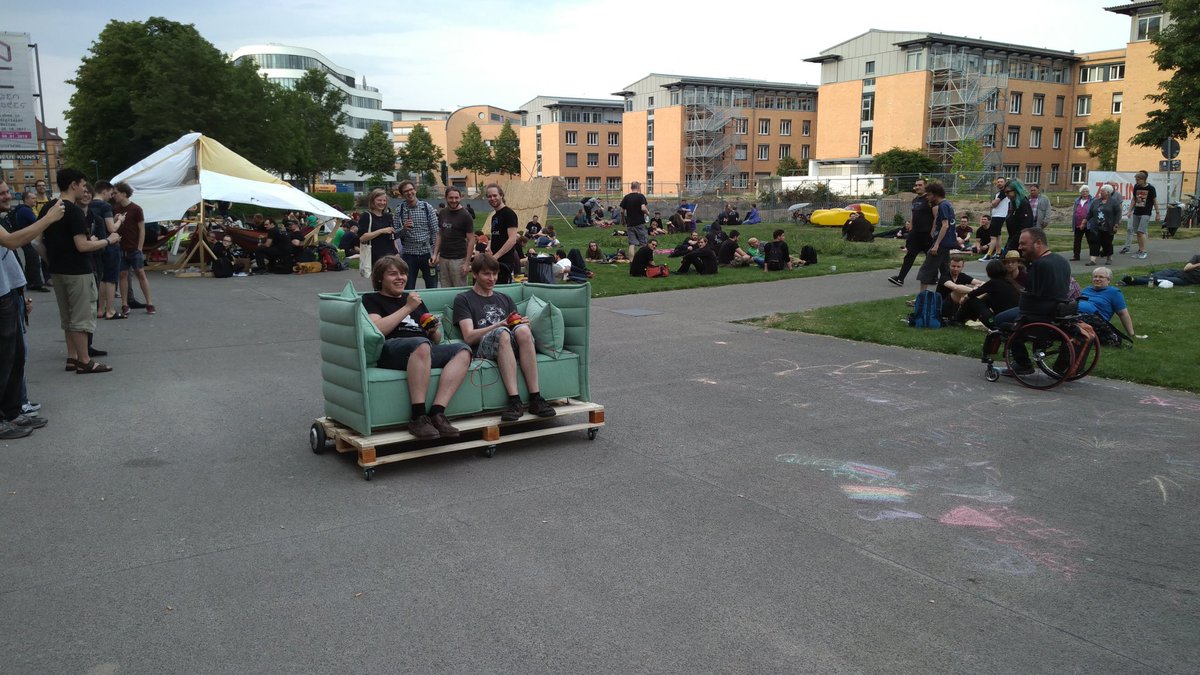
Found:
[286,69,351,187]
[949,138,986,175]
[1132,0,1200,147]
[776,155,802,176]
[490,120,521,177]
[396,123,443,186]
[870,147,940,175]
[1086,119,1121,171]
[439,160,449,188]
[451,122,493,187]
[352,122,396,187]
[64,17,281,175]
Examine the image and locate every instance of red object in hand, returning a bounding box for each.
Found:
[507,312,524,327]
[419,313,438,330]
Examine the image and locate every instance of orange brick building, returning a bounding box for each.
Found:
[518,96,624,194]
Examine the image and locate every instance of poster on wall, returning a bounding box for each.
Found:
[0,32,38,153]
[1087,171,1182,210]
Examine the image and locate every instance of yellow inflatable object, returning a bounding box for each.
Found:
[809,203,880,227]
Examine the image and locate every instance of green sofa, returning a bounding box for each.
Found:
[318,281,593,436]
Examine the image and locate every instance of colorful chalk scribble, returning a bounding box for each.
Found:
[840,485,911,502]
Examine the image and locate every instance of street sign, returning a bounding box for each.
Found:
[1162,138,1181,159]
[1159,159,1182,171]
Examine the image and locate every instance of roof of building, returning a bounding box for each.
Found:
[806,29,1078,63]
[37,119,62,142]
[536,96,624,108]
[1104,1,1162,16]
[613,73,816,96]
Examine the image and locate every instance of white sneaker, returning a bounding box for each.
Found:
[21,401,40,415]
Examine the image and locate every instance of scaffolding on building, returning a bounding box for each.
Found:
[927,45,1004,190]
[683,100,735,194]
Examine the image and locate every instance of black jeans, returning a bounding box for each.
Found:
[402,253,437,289]
[0,290,25,420]
[1072,226,1087,259]
[895,232,931,281]
[1087,229,1114,258]
[21,245,45,288]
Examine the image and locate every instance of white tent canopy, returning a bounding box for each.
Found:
[111,132,347,223]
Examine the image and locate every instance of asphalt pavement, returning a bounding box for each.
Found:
[2,238,1197,673]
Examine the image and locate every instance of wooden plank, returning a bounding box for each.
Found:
[358,421,602,468]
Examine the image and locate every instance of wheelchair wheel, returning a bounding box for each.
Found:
[1005,322,1076,390]
[1066,334,1101,381]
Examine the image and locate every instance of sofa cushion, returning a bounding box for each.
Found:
[526,295,565,358]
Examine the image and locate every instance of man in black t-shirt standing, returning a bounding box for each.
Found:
[888,178,933,286]
[362,255,472,439]
[619,181,649,261]
[41,168,122,374]
[484,183,521,284]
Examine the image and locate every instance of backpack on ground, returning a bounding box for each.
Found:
[763,241,787,271]
[1078,313,1131,348]
[909,290,943,328]
[800,245,818,266]
[526,254,554,284]
[318,245,344,272]
[646,264,669,278]
[211,258,234,278]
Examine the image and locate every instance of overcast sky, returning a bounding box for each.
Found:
[11,0,1136,138]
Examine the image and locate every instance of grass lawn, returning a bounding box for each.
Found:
[744,265,1200,393]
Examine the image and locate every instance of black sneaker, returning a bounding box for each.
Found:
[408,414,440,440]
[10,414,47,430]
[501,400,524,422]
[1006,362,1035,376]
[0,420,32,439]
[429,412,460,439]
[88,346,108,357]
[887,276,903,287]
[528,398,556,418]
[127,300,147,309]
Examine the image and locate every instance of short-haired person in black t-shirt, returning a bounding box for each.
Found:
[484,183,521,284]
[452,254,556,422]
[630,239,658,277]
[41,168,122,374]
[362,255,472,439]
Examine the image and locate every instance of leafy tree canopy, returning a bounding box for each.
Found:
[870,147,940,175]
[451,122,492,186]
[397,122,443,185]
[776,155,802,176]
[1132,0,1200,147]
[490,120,521,177]
[352,122,396,187]
[1086,119,1121,171]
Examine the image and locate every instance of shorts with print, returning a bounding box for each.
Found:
[475,324,526,360]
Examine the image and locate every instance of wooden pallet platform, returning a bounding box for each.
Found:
[311,399,604,480]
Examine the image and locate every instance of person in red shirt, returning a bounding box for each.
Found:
[112,182,155,315]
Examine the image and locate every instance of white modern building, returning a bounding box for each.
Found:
[232,44,392,187]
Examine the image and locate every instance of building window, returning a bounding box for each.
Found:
[865,60,875,75]
[1050,164,1060,185]
[586,131,598,145]
[758,119,771,135]
[1079,65,1104,83]
[1073,129,1088,148]
[670,90,680,105]
[779,119,792,136]
[1003,164,1020,176]
[985,91,999,113]
[586,177,600,191]
[565,131,577,145]
[1009,92,1022,114]
[801,144,810,160]
[734,118,748,135]
[565,152,578,167]
[757,144,770,161]
[648,95,655,107]
[1136,15,1161,41]
[607,153,619,168]
[608,132,619,146]
[734,144,748,161]
[1109,64,1125,80]
[861,95,874,122]
[1052,128,1062,149]
[1055,96,1065,116]
[1076,96,1091,116]
[646,147,654,166]
[736,172,750,188]
[1032,94,1044,116]
[624,99,632,112]
[1071,164,1087,183]
[802,120,811,136]
[779,144,791,159]
[982,128,996,148]
[607,177,621,191]
[1007,126,1020,148]
[565,177,579,191]
[859,130,873,156]
[646,120,654,141]
[906,50,923,71]
[1025,165,1042,185]
[1030,127,1042,148]
[1112,93,1123,114]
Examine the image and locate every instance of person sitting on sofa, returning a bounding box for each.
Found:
[363,255,473,440]
[453,254,557,421]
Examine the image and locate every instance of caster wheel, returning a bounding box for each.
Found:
[484,445,497,458]
[362,468,375,481]
[587,428,598,440]
[310,422,329,454]
[985,367,1000,382]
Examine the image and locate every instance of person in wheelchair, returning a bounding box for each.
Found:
[992,227,1072,375]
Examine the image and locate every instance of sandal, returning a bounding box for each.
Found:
[106,312,126,320]
[74,360,113,374]
[65,358,81,372]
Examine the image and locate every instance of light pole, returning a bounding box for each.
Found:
[89,159,99,182]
